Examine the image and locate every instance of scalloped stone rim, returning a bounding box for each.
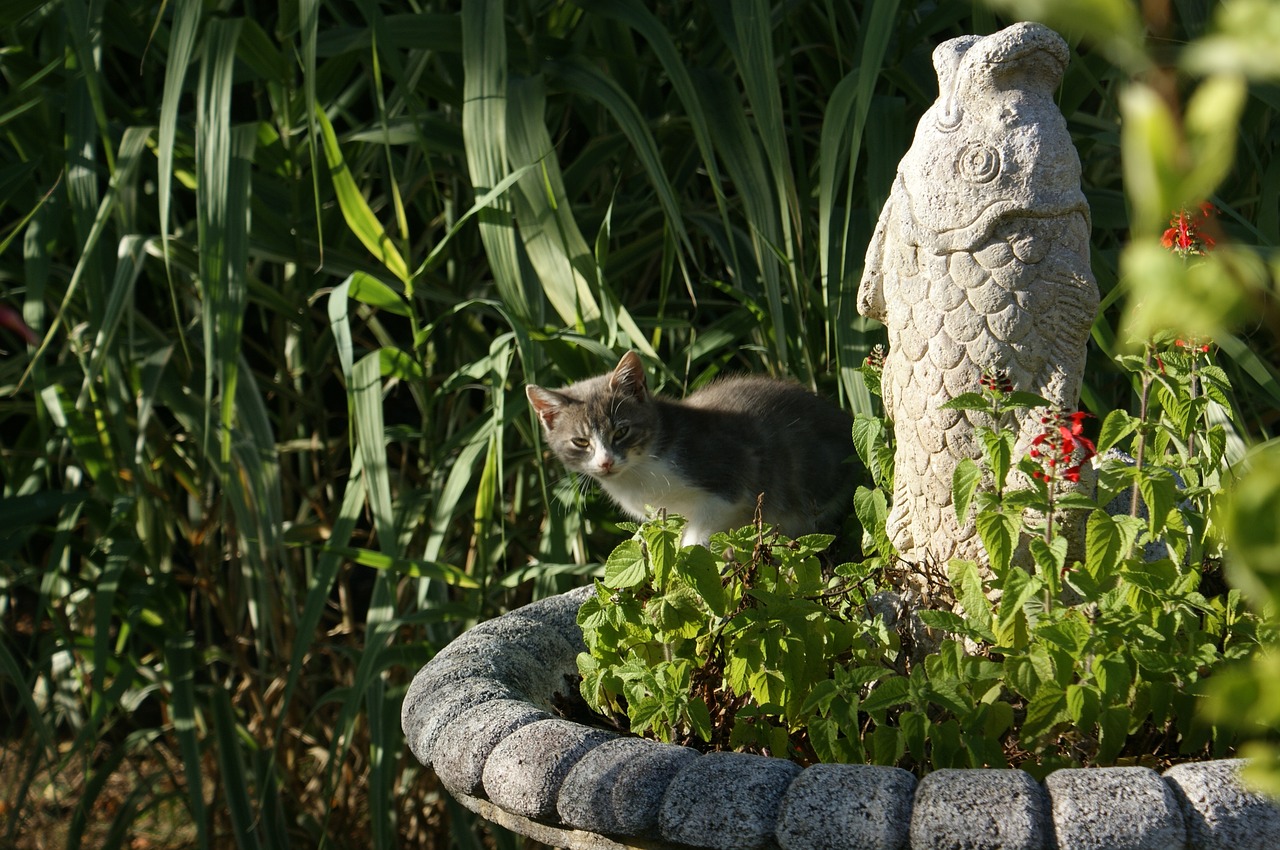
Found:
[403,587,1280,850]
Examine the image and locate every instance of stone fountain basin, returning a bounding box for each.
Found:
[401,586,1280,850]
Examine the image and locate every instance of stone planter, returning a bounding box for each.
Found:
[402,586,1280,850]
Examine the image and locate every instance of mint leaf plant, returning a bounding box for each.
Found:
[578,341,1264,775]
[577,509,895,759]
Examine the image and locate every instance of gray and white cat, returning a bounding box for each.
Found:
[526,351,856,546]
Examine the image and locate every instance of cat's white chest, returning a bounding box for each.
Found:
[595,455,748,546]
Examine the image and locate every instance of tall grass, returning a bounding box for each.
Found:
[0,1,1276,848]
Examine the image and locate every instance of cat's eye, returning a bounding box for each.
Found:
[571,437,591,449]
[613,426,630,442]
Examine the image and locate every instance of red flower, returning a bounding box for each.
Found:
[1162,204,1216,258]
[1028,410,1095,487]
[980,367,1014,394]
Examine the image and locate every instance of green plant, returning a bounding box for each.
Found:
[577,511,893,761]
[581,1,1280,798]
[3,0,1279,845]
[579,346,1265,776]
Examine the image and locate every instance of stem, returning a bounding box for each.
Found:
[1044,474,1056,611]
[1186,355,1199,460]
[1044,478,1056,546]
[1131,344,1154,522]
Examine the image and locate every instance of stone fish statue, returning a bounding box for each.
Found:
[857,22,1099,578]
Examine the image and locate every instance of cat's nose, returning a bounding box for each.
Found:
[599,457,614,473]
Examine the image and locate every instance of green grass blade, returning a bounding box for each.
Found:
[461,0,531,323]
[281,455,367,717]
[691,68,789,369]
[505,77,656,355]
[195,16,242,462]
[85,234,147,387]
[315,106,410,284]
[550,55,695,269]
[211,687,265,850]
[165,634,210,850]
[353,352,397,547]
[157,0,201,269]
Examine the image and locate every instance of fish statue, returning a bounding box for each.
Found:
[857,22,1099,582]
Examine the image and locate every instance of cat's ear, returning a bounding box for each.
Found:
[610,351,648,400]
[526,385,565,429]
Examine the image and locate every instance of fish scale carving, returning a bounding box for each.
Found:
[858,22,1099,580]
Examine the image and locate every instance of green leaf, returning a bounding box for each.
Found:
[852,413,886,473]
[947,559,994,636]
[647,581,707,639]
[687,697,713,742]
[320,545,479,587]
[1120,241,1253,345]
[379,346,425,382]
[644,518,681,590]
[979,429,1015,491]
[1223,442,1280,609]
[347,272,411,316]
[628,695,665,739]
[1066,683,1102,730]
[995,568,1040,650]
[1021,684,1068,743]
[1003,391,1053,410]
[1098,409,1139,454]
[1096,655,1133,706]
[678,545,726,617]
[1183,75,1248,208]
[976,509,1019,577]
[871,723,901,766]
[983,700,1015,740]
[1029,535,1068,581]
[952,458,982,526]
[940,392,989,412]
[315,105,410,283]
[860,675,911,714]
[1138,467,1178,538]
[1098,705,1132,763]
[854,486,891,558]
[604,540,649,588]
[901,710,928,764]
[1086,509,1124,572]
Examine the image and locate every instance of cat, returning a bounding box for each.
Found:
[526,351,856,546]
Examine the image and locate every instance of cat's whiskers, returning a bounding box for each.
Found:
[527,351,855,544]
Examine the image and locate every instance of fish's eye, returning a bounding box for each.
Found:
[571,437,590,449]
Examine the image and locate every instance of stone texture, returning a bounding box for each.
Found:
[776,763,915,850]
[857,21,1099,581]
[431,699,550,797]
[557,737,700,838]
[909,768,1049,850]
[1046,766,1186,850]
[482,717,617,821]
[468,608,586,669]
[410,634,554,703]
[1164,759,1280,850]
[660,751,801,850]
[402,673,519,768]
[510,584,594,651]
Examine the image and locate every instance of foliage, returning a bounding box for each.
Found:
[1,0,1279,846]
[577,513,886,758]
[579,354,1265,776]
